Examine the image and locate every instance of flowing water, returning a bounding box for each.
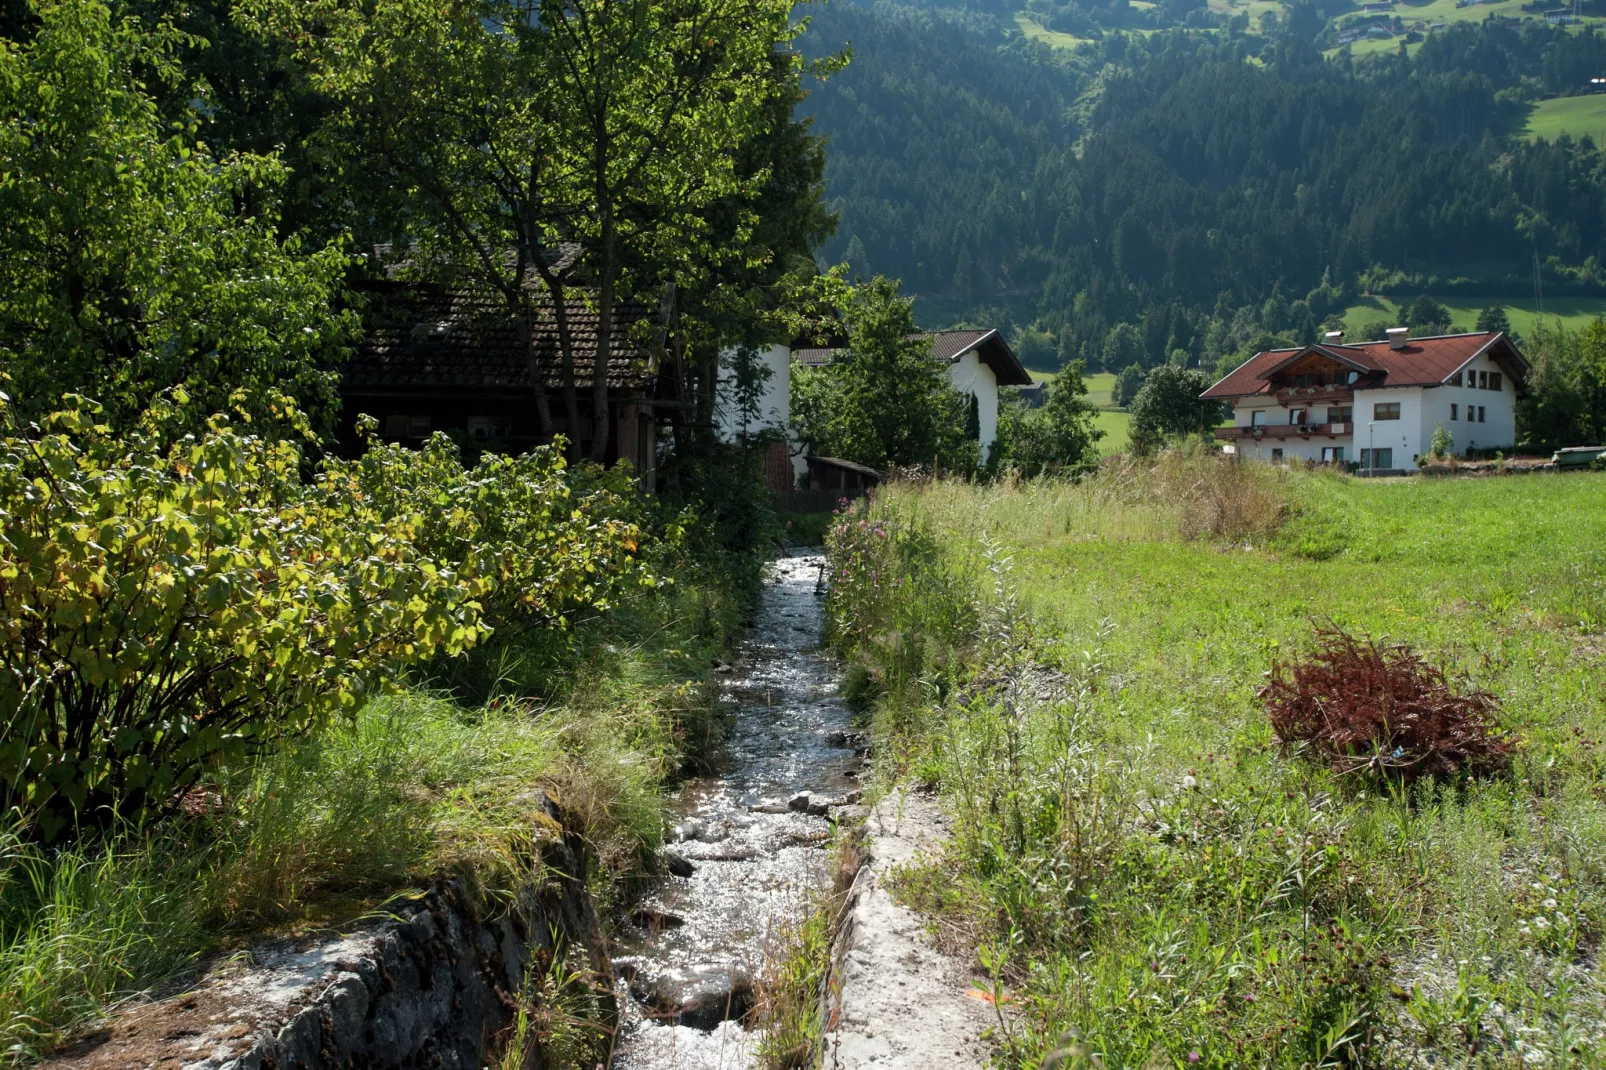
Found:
[610,551,861,1070]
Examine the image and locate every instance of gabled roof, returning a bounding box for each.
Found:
[345,282,658,394]
[1202,332,1528,400]
[792,329,1032,386]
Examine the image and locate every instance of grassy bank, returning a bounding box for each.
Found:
[826,458,1606,1066]
[0,563,748,1065]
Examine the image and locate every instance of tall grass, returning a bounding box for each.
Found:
[0,574,742,1065]
[829,463,1606,1067]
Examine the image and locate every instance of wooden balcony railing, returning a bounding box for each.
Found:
[1274,384,1355,406]
[1217,421,1351,441]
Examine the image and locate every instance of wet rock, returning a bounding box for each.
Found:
[825,730,868,749]
[788,791,831,817]
[749,797,793,814]
[630,963,755,1031]
[832,804,870,823]
[669,819,731,844]
[842,789,864,805]
[686,845,759,862]
[612,956,647,984]
[630,908,686,931]
[664,852,695,878]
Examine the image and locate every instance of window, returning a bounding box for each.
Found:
[1251,410,1267,427]
[1373,402,1401,421]
[467,415,513,441]
[1271,448,1284,463]
[1322,446,1345,463]
[1289,407,1307,425]
[1294,374,1311,387]
[1450,403,1458,421]
[1327,405,1353,424]
[386,414,431,439]
[1347,371,1360,384]
[1478,405,1486,423]
[1448,370,1462,387]
[1360,447,1394,469]
[1478,370,1489,389]
[1489,372,1502,392]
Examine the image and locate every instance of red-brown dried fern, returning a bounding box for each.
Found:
[1260,623,1511,781]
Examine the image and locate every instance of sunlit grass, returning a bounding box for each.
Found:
[830,463,1606,1066]
[1341,293,1606,338]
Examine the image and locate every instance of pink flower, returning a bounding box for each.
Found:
[1188,1052,1201,1064]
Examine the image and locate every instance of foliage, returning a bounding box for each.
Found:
[1112,362,1145,408]
[0,0,356,438]
[1263,624,1512,782]
[1404,295,1453,335]
[327,425,652,630]
[1515,319,1606,447]
[268,0,812,463]
[994,362,1104,478]
[791,276,977,472]
[1476,305,1513,335]
[1427,421,1455,460]
[1126,365,1224,453]
[0,394,651,840]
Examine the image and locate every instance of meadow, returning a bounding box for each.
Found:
[1342,294,1606,337]
[1523,94,1606,143]
[826,459,1606,1067]
[1034,370,1135,455]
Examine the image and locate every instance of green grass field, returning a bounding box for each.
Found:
[1326,0,1605,57]
[1012,11,1090,48]
[829,461,1606,1067]
[1341,294,1606,338]
[1523,93,1606,143]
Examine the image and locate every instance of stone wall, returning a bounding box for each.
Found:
[44,795,610,1070]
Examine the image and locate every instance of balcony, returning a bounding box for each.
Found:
[1274,383,1355,406]
[1217,422,1351,441]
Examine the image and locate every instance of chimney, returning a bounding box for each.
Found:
[1323,330,1345,344]
[1387,326,1410,350]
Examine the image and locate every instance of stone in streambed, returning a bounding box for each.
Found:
[748,797,792,814]
[630,963,755,1031]
[664,852,695,877]
[630,908,686,931]
[787,791,831,817]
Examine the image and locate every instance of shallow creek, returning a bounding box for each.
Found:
[610,551,861,1069]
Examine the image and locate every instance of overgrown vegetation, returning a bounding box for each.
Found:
[826,458,1606,1066]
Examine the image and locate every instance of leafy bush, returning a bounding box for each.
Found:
[0,396,650,839]
[1261,623,1512,781]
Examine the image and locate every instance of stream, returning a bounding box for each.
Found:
[609,550,862,1070]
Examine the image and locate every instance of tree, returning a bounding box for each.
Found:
[1103,322,1145,371]
[994,361,1103,477]
[789,276,975,471]
[1113,362,1145,407]
[1127,365,1225,453]
[0,0,355,437]
[280,0,805,462]
[1476,305,1513,335]
[1405,295,1452,335]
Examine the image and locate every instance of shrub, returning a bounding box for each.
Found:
[1261,624,1511,781]
[0,396,488,839]
[0,396,651,839]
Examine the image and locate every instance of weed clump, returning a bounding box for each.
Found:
[1262,624,1511,781]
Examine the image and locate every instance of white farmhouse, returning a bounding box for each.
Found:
[791,328,1033,465]
[713,343,793,443]
[1202,328,1529,472]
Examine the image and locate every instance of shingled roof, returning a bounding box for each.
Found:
[1202,332,1529,400]
[793,329,1032,385]
[346,282,658,394]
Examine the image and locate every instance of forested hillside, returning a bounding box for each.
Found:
[801,5,1606,369]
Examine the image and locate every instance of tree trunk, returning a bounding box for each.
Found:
[589,212,616,463]
[517,308,555,442]
[547,277,583,463]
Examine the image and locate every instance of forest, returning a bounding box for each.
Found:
[801,5,1606,371]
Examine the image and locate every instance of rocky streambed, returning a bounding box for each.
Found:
[610,551,863,1069]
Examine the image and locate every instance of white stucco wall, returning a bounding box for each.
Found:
[714,343,791,443]
[1418,352,1519,454]
[947,352,1000,462]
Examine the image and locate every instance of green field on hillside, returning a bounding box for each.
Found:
[1341,294,1606,337]
[1523,93,1606,142]
[1012,11,1090,48]
[831,465,1606,1067]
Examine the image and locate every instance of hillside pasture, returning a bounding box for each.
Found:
[1523,93,1606,142]
[1341,293,1606,338]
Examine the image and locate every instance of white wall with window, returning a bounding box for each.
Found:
[1428,352,1517,453]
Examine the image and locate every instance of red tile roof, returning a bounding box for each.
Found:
[1202,332,1527,399]
[346,282,657,394]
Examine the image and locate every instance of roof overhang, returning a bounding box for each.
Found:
[962,330,1033,386]
[1445,332,1531,393]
